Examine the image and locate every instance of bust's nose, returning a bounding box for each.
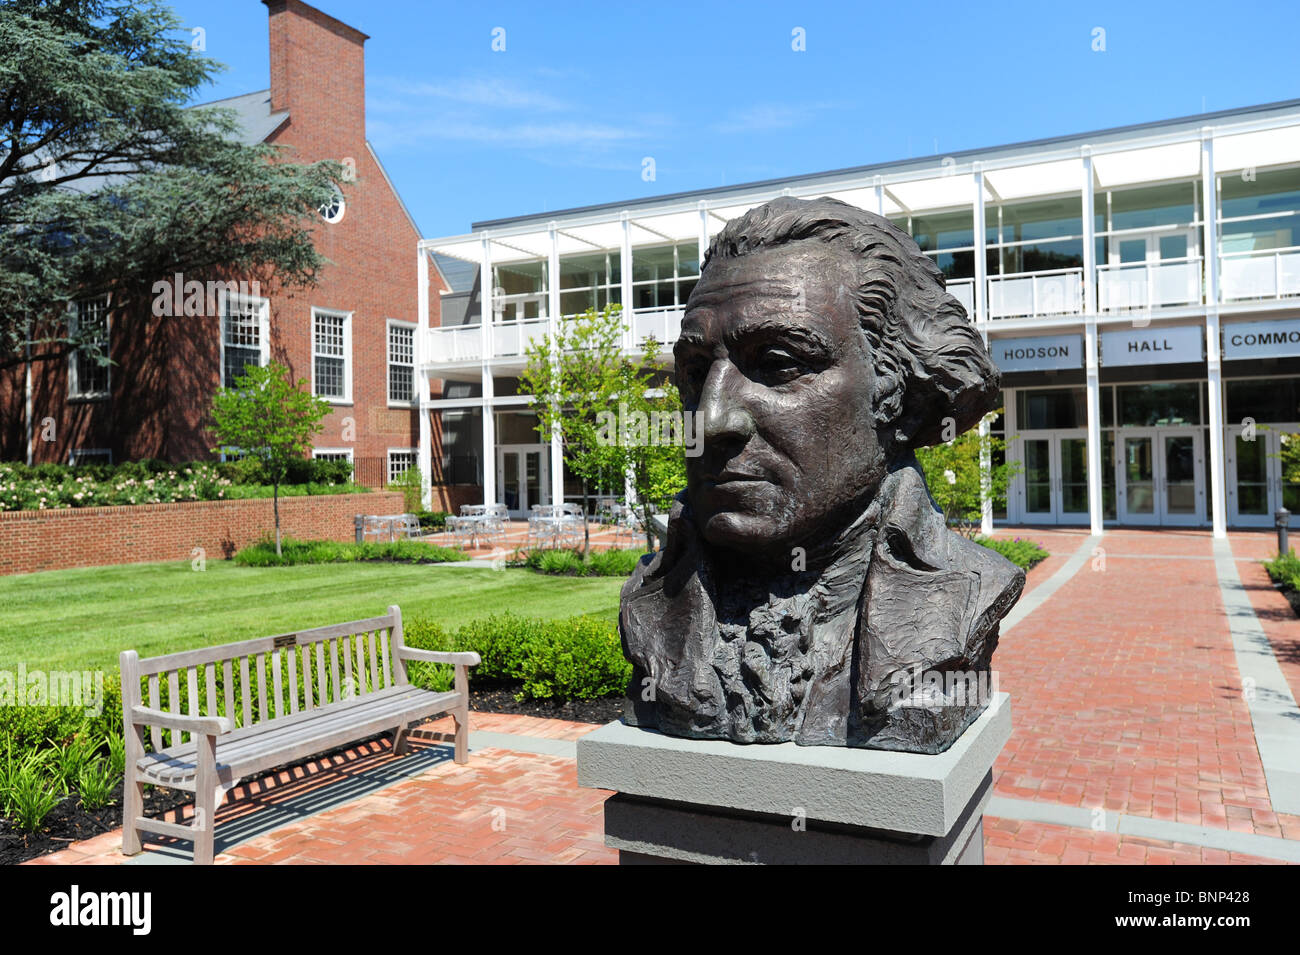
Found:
[698,360,756,445]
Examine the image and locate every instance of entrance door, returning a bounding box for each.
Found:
[1019,431,1091,525]
[1226,424,1300,526]
[1118,428,1204,525]
[496,445,549,518]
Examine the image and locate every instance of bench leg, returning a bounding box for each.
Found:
[453,704,469,764]
[392,724,411,756]
[122,774,144,856]
[193,734,219,865]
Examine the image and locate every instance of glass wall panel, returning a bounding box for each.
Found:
[1118,383,1201,426]
[1226,377,1300,422]
[1016,388,1087,430]
[1110,182,1197,231]
[559,251,621,315]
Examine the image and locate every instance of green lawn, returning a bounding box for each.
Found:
[0,560,626,672]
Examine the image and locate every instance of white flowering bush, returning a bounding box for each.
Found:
[0,463,232,510]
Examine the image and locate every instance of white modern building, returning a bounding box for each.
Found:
[417,99,1300,536]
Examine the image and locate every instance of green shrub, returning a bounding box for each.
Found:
[414,510,448,531]
[233,537,469,567]
[1264,550,1300,590]
[48,732,101,795]
[6,765,61,831]
[402,612,631,702]
[76,759,120,811]
[975,536,1048,571]
[525,548,646,577]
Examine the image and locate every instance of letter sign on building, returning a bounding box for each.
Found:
[990,334,1083,373]
[1222,320,1300,361]
[1100,325,1202,367]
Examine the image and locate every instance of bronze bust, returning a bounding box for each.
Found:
[619,196,1024,754]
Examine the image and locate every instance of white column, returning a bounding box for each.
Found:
[1081,149,1104,536]
[698,200,709,267]
[548,222,564,508]
[973,163,987,326]
[1085,319,1104,536]
[873,175,884,216]
[1202,129,1227,538]
[620,212,634,350]
[480,233,496,506]
[416,245,433,510]
[973,164,992,534]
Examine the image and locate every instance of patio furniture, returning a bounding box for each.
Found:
[118,604,479,864]
[358,513,424,543]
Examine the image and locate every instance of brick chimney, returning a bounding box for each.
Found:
[264,0,369,148]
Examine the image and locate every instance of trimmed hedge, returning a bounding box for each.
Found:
[402,612,631,701]
[975,535,1049,571]
[1263,550,1300,616]
[525,548,646,577]
[233,538,470,567]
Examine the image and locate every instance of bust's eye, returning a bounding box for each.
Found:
[677,357,710,402]
[754,348,804,385]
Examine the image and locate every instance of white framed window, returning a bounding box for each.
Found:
[312,448,354,462]
[387,320,416,405]
[69,448,112,465]
[319,184,345,224]
[68,297,110,399]
[312,307,352,403]
[220,293,269,389]
[387,448,416,484]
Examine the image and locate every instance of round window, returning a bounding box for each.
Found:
[319,185,345,224]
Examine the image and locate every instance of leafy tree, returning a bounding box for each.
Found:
[520,304,686,553]
[209,361,330,556]
[914,411,1018,538]
[0,0,346,372]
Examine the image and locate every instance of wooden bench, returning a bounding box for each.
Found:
[118,604,479,864]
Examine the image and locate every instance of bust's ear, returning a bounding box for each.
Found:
[870,358,907,449]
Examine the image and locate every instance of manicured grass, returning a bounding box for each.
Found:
[0,560,625,672]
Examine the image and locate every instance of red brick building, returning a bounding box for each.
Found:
[0,0,441,488]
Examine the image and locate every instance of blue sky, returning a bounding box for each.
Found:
[167,0,1300,238]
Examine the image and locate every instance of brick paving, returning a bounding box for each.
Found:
[25,528,1300,865]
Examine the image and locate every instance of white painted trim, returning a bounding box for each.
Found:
[218,290,270,389]
[312,447,354,462]
[67,295,112,401]
[386,318,418,407]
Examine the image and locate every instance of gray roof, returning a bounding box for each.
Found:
[472,96,1300,231]
[196,89,290,145]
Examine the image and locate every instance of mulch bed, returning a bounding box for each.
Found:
[1,685,625,866]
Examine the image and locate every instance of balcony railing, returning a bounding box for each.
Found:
[1221,247,1300,302]
[491,316,549,358]
[1097,257,1202,312]
[987,268,1084,320]
[946,279,975,319]
[426,323,483,363]
[630,306,684,347]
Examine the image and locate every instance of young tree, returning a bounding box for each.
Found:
[0,0,346,372]
[209,361,330,556]
[914,411,1019,538]
[520,304,686,554]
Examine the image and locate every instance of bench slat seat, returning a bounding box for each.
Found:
[137,686,461,787]
[119,604,478,864]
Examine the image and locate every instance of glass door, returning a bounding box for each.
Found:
[1160,430,1202,526]
[1118,431,1159,525]
[496,444,550,518]
[1017,431,1090,525]
[1118,428,1204,525]
[1227,426,1271,527]
[1021,437,1055,522]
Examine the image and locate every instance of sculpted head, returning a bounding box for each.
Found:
[674,196,1000,559]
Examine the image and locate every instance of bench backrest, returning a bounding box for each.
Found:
[120,604,409,751]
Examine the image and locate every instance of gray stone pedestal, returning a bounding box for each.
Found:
[577,693,1011,865]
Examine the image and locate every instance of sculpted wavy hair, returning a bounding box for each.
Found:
[699,195,1000,449]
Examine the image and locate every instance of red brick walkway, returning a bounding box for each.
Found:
[27,528,1300,865]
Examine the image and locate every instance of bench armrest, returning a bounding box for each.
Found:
[397,647,481,667]
[130,706,233,736]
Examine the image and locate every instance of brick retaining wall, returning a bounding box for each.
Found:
[0,491,406,575]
